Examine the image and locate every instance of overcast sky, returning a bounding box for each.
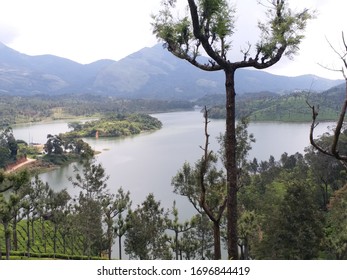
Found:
[0,0,346,79]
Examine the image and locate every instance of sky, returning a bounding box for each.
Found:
[0,0,346,80]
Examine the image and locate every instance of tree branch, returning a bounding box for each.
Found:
[308,32,347,164]
[187,0,229,69]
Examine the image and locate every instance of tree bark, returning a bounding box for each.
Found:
[213,221,221,260]
[26,213,31,258]
[119,235,122,260]
[225,69,238,259]
[175,231,179,260]
[12,215,18,251]
[107,226,112,260]
[5,222,10,260]
[53,224,58,258]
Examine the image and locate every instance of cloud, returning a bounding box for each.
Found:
[0,22,18,44]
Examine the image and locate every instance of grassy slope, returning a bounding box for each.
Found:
[249,95,339,122]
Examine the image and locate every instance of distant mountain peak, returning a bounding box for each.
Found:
[0,42,344,97]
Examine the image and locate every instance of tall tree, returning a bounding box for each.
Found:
[167,201,194,260]
[5,170,31,251]
[125,194,171,260]
[44,134,64,155]
[114,211,130,260]
[152,0,312,259]
[69,160,109,200]
[101,187,131,260]
[0,194,15,259]
[269,179,323,259]
[46,188,71,257]
[69,160,109,257]
[0,127,18,168]
[29,176,51,252]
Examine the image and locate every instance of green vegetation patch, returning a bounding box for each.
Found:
[65,113,162,138]
[204,88,344,122]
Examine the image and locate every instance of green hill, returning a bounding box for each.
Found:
[199,84,346,122]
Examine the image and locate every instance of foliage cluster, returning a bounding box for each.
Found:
[0,127,18,168]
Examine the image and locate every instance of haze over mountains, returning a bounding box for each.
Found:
[0,42,343,99]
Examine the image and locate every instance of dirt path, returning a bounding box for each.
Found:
[5,158,37,173]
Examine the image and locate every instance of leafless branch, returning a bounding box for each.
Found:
[309,32,347,165]
[241,42,252,62]
[199,106,227,224]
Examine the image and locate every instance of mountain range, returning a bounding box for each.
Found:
[0,42,343,99]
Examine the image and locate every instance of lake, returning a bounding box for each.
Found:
[12,110,334,208]
[12,110,333,258]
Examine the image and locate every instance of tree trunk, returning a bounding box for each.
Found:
[53,224,58,258]
[108,229,112,260]
[41,218,47,253]
[175,231,179,260]
[63,233,67,254]
[225,69,238,260]
[213,221,221,260]
[26,213,31,258]
[118,235,122,260]
[31,218,35,244]
[12,215,18,251]
[4,222,10,260]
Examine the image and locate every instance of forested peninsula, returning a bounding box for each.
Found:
[65,113,162,138]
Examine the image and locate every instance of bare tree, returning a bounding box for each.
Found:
[198,107,227,259]
[171,108,227,259]
[308,32,347,168]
